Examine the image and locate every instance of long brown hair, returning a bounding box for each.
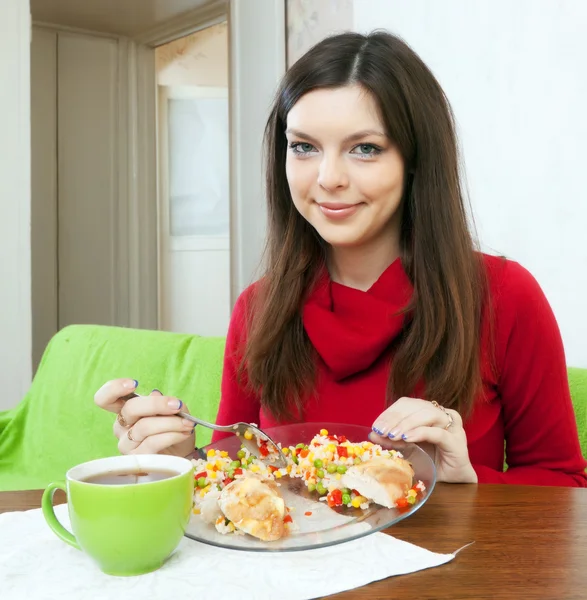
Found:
[242,31,488,421]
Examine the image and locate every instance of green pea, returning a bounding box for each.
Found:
[327,464,337,474]
[292,455,299,465]
[313,459,323,468]
[241,459,248,467]
[342,493,351,505]
[197,477,207,488]
[307,482,316,493]
[317,469,325,479]
[247,456,255,464]
[316,483,327,496]
[342,488,351,496]
[227,469,235,479]
[237,449,246,460]
[229,460,241,470]
[354,457,362,465]
[296,443,305,449]
[337,465,347,474]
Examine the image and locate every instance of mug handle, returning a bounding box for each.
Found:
[42,481,80,550]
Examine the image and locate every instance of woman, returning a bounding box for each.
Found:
[95,31,587,486]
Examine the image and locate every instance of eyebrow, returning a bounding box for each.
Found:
[285,128,387,144]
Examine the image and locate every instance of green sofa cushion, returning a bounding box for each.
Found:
[0,325,225,492]
[568,367,587,458]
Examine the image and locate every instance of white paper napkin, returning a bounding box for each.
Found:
[0,505,455,600]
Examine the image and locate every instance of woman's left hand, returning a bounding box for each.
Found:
[370,397,478,483]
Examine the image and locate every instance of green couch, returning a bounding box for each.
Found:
[0,325,586,492]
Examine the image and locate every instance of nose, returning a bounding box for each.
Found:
[317,154,349,191]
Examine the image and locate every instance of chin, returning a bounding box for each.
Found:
[314,228,365,248]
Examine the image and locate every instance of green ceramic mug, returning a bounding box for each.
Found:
[42,454,194,576]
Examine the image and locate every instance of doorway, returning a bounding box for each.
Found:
[155,24,231,335]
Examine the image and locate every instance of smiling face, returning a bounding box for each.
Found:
[285,85,406,255]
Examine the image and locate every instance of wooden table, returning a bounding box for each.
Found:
[1,484,586,599]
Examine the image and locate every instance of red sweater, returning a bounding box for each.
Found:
[213,254,587,487]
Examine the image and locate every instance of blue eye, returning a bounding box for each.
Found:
[351,144,382,157]
[289,142,316,155]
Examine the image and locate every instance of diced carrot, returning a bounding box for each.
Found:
[283,514,293,523]
[304,511,312,516]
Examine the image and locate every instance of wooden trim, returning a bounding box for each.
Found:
[123,42,159,330]
[228,0,286,304]
[115,37,131,327]
[32,20,121,40]
[134,0,228,47]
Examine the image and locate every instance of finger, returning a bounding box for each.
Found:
[371,397,431,436]
[368,431,410,450]
[386,408,450,441]
[113,414,194,441]
[117,416,194,454]
[94,379,139,413]
[129,432,195,455]
[119,395,185,428]
[401,425,453,449]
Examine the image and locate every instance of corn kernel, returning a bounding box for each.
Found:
[275,471,282,478]
[308,478,316,486]
[215,460,224,469]
[219,451,229,458]
[205,462,214,470]
[281,447,290,455]
[351,496,366,508]
[206,449,216,457]
[244,430,254,440]
[286,466,292,473]
[309,453,315,462]
[249,465,260,473]
[407,489,417,498]
[208,471,217,479]
[320,429,329,436]
[347,447,355,456]
[327,444,336,453]
[227,522,235,532]
[336,473,342,480]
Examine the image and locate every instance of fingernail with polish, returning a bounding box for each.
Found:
[124,379,138,389]
[168,399,182,410]
[401,434,408,441]
[152,389,161,394]
[387,431,396,439]
[372,426,384,436]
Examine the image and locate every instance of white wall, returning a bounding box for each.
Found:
[0,0,32,409]
[355,0,587,367]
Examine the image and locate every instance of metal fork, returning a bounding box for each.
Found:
[122,393,288,467]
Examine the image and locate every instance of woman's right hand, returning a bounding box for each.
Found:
[94,379,196,458]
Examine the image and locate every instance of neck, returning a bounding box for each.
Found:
[328,236,400,291]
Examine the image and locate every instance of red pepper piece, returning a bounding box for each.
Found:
[195,471,207,479]
[337,446,348,458]
[331,489,343,505]
[283,514,293,523]
[233,468,243,476]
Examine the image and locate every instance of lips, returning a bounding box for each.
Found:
[317,202,362,220]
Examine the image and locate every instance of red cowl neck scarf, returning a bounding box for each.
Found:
[302,258,413,380]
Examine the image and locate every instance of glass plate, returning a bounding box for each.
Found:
[184,422,436,552]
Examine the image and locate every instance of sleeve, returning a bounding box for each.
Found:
[211,288,261,443]
[473,261,587,486]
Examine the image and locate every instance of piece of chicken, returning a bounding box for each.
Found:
[218,474,286,541]
[341,456,414,508]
